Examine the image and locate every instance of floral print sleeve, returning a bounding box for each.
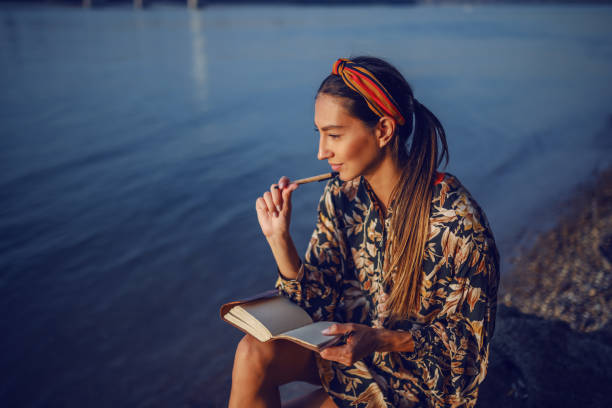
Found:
[379,225,499,408]
[275,173,499,408]
[275,179,347,322]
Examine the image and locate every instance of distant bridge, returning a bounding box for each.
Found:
[80,0,419,8]
[82,0,203,8]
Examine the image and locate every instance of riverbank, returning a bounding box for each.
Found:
[500,164,612,334]
[474,164,612,407]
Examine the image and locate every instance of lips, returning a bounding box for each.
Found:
[329,163,342,172]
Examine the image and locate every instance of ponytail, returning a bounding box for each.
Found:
[384,99,448,321]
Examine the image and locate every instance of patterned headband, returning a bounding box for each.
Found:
[332,58,406,126]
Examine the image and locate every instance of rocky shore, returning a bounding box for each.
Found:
[476,165,612,407]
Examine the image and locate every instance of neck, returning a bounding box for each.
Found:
[363,152,403,212]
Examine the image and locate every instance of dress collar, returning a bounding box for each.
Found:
[361,171,446,221]
[361,177,393,221]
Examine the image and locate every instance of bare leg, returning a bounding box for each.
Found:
[229,335,336,408]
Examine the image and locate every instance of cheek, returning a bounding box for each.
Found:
[343,136,376,164]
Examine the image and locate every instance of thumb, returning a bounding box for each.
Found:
[322,323,353,336]
[281,183,298,213]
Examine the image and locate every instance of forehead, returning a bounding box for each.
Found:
[314,94,353,126]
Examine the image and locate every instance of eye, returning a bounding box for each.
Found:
[328,134,340,139]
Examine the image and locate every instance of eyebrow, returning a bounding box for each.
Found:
[314,124,346,131]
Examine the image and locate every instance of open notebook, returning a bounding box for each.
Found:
[220,291,343,352]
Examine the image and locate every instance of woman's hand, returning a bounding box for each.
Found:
[319,323,381,366]
[255,176,299,240]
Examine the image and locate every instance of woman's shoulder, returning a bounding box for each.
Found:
[432,172,495,243]
[430,173,499,277]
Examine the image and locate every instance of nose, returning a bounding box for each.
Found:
[317,135,332,161]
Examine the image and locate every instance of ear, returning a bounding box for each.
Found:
[375,116,396,149]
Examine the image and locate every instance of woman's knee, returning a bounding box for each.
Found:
[234,334,277,375]
[233,335,319,386]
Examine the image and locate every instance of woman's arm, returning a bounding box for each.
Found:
[319,324,415,366]
[255,176,301,279]
[375,327,415,353]
[266,233,301,280]
[273,179,345,321]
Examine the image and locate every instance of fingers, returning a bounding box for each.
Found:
[255,197,273,222]
[319,344,354,366]
[321,323,354,336]
[270,184,282,213]
[255,197,267,213]
[262,191,278,217]
[320,323,358,365]
[319,326,361,366]
[278,176,290,189]
[267,177,298,215]
[280,183,298,214]
[274,177,297,192]
[255,177,299,238]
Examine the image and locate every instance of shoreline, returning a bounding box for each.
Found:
[475,165,612,407]
[500,164,612,334]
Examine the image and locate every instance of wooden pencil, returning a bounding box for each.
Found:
[293,172,338,185]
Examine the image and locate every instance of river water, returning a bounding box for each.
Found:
[1,3,611,407]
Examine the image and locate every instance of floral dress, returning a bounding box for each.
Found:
[275,172,500,408]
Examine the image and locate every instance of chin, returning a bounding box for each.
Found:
[337,171,359,182]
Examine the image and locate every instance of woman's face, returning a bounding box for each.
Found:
[314,94,382,181]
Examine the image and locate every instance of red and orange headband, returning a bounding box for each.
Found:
[332,58,406,126]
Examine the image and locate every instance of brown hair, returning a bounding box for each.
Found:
[317,56,449,321]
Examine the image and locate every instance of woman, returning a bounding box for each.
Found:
[229,56,500,408]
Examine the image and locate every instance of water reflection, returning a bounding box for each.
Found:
[189,10,208,106]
